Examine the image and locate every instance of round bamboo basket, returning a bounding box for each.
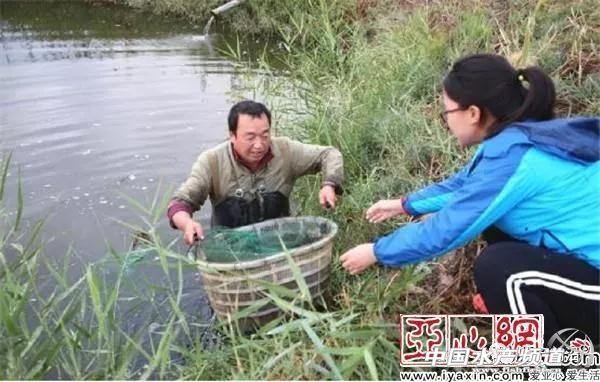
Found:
[196,216,338,328]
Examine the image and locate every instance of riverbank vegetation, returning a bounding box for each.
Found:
[2,0,598,379]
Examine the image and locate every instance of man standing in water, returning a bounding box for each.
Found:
[168,100,344,244]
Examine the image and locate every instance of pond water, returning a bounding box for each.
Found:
[0,0,274,254]
[0,0,282,349]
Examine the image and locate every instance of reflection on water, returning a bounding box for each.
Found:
[0,0,274,350]
[0,0,267,257]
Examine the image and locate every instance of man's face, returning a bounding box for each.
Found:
[230,113,271,164]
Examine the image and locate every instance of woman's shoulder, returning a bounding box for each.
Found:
[480,127,531,159]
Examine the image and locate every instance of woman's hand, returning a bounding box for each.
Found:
[340,243,378,275]
[365,198,406,223]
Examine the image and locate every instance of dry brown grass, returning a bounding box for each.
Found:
[417,242,485,314]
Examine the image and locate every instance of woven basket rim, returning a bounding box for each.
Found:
[196,216,338,271]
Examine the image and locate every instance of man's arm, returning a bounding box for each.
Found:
[286,138,344,193]
[284,138,344,208]
[167,152,213,243]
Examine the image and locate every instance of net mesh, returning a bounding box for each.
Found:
[199,220,327,263]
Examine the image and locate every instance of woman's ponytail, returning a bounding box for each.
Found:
[507,66,556,125]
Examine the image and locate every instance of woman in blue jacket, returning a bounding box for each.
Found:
[340,54,600,343]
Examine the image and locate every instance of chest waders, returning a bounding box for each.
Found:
[208,147,291,228]
[213,191,290,228]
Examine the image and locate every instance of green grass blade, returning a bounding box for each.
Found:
[282,248,311,303]
[300,321,343,380]
[14,167,23,231]
[363,346,379,381]
[85,266,106,339]
[0,151,12,202]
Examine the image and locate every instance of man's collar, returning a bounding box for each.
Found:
[230,143,274,173]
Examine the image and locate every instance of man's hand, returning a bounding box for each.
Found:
[365,198,406,223]
[172,210,204,245]
[183,220,204,245]
[319,184,337,209]
[340,243,377,275]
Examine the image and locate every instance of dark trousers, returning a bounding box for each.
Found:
[474,227,600,344]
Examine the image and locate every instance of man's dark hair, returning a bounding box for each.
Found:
[228,100,272,135]
[443,54,555,135]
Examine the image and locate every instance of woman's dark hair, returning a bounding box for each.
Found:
[443,54,555,134]
[228,100,272,135]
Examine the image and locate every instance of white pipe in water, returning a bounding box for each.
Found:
[211,0,246,16]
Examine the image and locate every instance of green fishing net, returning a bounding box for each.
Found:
[199,220,328,263]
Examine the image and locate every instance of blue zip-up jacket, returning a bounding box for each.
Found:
[374,117,600,268]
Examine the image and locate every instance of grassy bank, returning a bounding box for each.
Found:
[109,0,358,36]
[2,0,599,379]
[270,0,599,315]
